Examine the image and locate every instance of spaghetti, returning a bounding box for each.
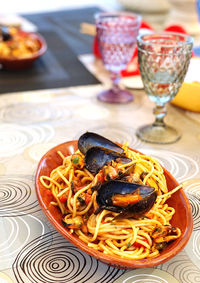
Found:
[40,143,182,259]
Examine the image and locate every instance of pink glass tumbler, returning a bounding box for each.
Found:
[95,12,141,103]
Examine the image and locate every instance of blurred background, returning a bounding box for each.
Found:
[1,0,200,37]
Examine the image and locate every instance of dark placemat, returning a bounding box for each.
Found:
[0,7,101,94]
[24,6,101,55]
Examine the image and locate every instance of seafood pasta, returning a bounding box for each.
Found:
[0,27,40,59]
[40,132,182,259]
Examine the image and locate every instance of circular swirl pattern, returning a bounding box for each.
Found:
[13,232,124,283]
[1,215,49,270]
[187,194,200,231]
[184,190,200,272]
[183,180,200,198]
[138,148,200,183]
[183,180,200,232]
[0,123,55,157]
[193,232,200,260]
[185,230,200,272]
[0,176,39,217]
[75,104,110,120]
[0,102,72,124]
[23,143,57,162]
[158,250,200,282]
[113,268,179,283]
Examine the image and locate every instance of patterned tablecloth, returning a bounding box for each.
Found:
[0,84,200,283]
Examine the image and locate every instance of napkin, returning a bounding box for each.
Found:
[171,57,200,112]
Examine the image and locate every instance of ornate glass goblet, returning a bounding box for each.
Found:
[136,32,193,144]
[95,12,141,103]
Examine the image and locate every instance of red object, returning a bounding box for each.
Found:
[93,35,101,58]
[93,21,193,77]
[85,193,92,205]
[59,195,68,203]
[121,21,153,77]
[164,25,187,34]
[74,185,85,193]
[121,48,140,77]
[133,241,147,248]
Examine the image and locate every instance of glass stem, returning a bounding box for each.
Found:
[153,104,167,127]
[110,72,121,92]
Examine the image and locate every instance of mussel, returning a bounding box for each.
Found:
[96,180,157,219]
[85,146,131,174]
[78,132,124,155]
[0,26,12,41]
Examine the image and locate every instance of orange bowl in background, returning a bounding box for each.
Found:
[0,31,47,70]
[35,140,193,269]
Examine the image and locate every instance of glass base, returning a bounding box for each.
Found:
[136,124,181,144]
[97,88,133,104]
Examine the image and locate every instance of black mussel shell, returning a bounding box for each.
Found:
[85,147,131,174]
[116,164,135,181]
[96,180,157,219]
[0,26,12,41]
[78,132,123,155]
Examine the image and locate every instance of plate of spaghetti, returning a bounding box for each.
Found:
[35,132,193,269]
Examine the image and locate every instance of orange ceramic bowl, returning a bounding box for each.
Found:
[35,140,193,269]
[0,31,47,70]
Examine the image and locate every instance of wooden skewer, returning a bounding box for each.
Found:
[80,22,96,36]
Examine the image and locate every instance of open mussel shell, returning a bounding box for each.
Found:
[78,132,124,155]
[85,147,131,174]
[96,180,157,219]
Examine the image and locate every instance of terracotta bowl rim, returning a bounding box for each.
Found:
[35,140,193,269]
[0,31,47,63]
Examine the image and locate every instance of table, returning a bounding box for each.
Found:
[0,4,200,282]
[0,82,200,283]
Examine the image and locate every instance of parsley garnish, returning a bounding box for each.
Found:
[72,157,79,164]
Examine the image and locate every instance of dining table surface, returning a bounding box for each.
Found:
[0,5,200,283]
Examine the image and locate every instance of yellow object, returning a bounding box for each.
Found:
[171,81,200,112]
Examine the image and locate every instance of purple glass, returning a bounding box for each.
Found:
[95,12,141,103]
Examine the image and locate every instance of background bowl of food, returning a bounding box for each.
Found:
[0,27,47,70]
